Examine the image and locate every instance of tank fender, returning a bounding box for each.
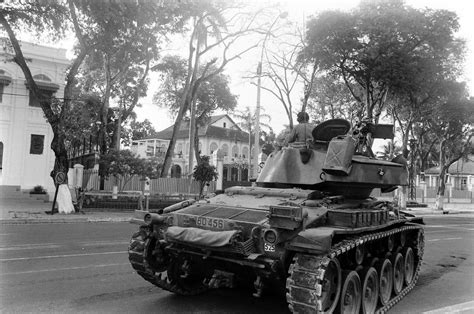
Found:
[285,227,334,254]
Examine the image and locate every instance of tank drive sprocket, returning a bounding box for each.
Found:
[128,226,209,296]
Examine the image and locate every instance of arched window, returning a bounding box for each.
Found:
[170,165,182,178]
[0,69,12,103]
[232,145,238,157]
[176,143,183,157]
[242,146,249,159]
[241,168,248,181]
[221,144,229,157]
[33,74,52,82]
[27,74,59,107]
[210,142,218,154]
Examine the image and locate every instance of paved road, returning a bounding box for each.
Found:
[0,216,473,313]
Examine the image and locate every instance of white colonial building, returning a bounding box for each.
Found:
[131,115,254,181]
[0,40,69,194]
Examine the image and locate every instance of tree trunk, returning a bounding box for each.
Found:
[193,123,200,167]
[435,140,447,211]
[0,15,84,213]
[435,169,446,211]
[160,97,191,177]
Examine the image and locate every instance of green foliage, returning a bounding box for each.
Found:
[192,155,218,198]
[307,74,361,124]
[153,55,238,117]
[302,0,464,121]
[1,2,69,42]
[31,185,46,194]
[99,149,161,191]
[121,119,159,146]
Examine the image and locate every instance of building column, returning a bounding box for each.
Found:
[212,149,224,191]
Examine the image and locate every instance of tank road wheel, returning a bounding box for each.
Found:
[376,259,393,306]
[320,258,342,313]
[387,234,395,252]
[403,247,416,286]
[360,267,379,314]
[338,271,362,314]
[391,253,404,295]
[399,231,407,247]
[354,245,365,266]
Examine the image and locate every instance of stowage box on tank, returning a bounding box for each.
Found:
[128,119,424,313]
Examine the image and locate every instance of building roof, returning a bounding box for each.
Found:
[143,114,252,143]
[425,155,474,175]
[209,114,242,131]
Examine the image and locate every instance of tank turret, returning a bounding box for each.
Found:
[258,119,407,198]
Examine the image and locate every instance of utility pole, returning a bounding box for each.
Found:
[253,12,287,179]
[409,138,417,201]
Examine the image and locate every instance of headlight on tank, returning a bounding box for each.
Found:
[263,228,279,244]
[144,213,153,225]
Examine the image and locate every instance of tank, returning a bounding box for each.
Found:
[128,119,424,313]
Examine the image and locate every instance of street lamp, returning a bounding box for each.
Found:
[253,11,288,179]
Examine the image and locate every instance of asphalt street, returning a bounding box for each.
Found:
[0,216,473,313]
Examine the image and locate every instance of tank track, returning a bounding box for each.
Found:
[286,224,424,313]
[128,226,208,296]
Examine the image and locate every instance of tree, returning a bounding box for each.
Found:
[233,106,272,166]
[307,73,361,125]
[1,1,88,213]
[153,55,237,163]
[72,0,189,182]
[99,149,160,192]
[192,155,218,198]
[301,0,464,123]
[63,94,102,156]
[132,119,158,140]
[159,1,268,177]
[426,83,474,210]
[258,40,299,129]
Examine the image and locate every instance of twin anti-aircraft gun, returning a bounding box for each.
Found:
[129,119,424,313]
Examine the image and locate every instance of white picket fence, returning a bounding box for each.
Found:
[82,169,216,195]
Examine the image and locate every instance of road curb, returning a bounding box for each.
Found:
[423,300,474,313]
[0,217,131,224]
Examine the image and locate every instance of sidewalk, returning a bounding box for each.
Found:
[1,196,473,224]
[0,196,133,224]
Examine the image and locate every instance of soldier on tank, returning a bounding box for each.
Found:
[286,111,314,144]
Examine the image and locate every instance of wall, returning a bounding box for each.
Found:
[0,41,69,195]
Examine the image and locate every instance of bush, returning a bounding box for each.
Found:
[31,185,46,194]
[193,156,218,198]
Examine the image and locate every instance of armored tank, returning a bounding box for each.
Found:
[128,119,424,313]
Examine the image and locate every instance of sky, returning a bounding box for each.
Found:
[10,0,472,136]
[133,0,474,135]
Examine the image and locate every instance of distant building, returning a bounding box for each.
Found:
[131,114,254,180]
[424,155,474,191]
[0,40,69,194]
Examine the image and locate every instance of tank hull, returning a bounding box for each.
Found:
[129,186,423,313]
